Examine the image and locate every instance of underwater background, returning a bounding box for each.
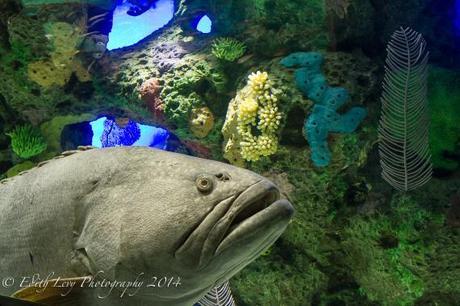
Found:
[0,0,459,305]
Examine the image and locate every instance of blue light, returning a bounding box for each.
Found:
[107,0,175,50]
[89,117,170,150]
[196,15,212,34]
[456,0,460,35]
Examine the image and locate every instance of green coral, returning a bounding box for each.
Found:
[161,59,226,127]
[164,92,203,126]
[6,125,47,159]
[342,195,443,305]
[211,37,247,62]
[232,146,353,305]
[243,0,328,57]
[429,66,460,171]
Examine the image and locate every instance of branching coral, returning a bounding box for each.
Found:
[222,71,282,164]
[6,125,47,159]
[211,37,247,62]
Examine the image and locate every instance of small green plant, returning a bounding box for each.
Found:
[6,125,47,159]
[211,38,246,62]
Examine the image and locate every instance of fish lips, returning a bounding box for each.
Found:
[215,197,293,256]
[176,180,294,270]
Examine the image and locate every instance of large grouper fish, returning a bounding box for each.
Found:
[0,146,294,305]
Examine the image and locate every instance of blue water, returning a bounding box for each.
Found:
[196,15,212,34]
[455,0,460,35]
[89,117,170,149]
[107,0,175,50]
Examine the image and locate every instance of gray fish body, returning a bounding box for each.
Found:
[0,147,294,305]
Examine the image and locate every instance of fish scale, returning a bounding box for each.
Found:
[0,146,294,305]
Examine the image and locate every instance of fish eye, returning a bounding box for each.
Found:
[196,174,214,193]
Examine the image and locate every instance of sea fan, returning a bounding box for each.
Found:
[196,282,236,306]
[379,27,432,191]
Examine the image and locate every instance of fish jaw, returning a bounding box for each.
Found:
[209,181,293,271]
[215,198,293,256]
[175,179,294,273]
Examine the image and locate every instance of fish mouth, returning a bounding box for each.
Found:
[175,180,294,270]
[213,181,293,256]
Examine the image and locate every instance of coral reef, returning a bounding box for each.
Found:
[160,58,225,128]
[7,13,50,62]
[428,66,460,172]
[27,22,90,88]
[40,114,95,154]
[322,52,379,106]
[211,37,246,62]
[189,107,214,138]
[0,2,458,305]
[232,141,373,305]
[182,139,212,159]
[138,78,165,122]
[243,0,328,57]
[281,52,367,167]
[447,193,460,228]
[232,138,460,305]
[28,60,67,88]
[6,125,47,159]
[105,26,210,93]
[222,71,283,165]
[342,195,431,305]
[326,0,351,19]
[101,118,140,147]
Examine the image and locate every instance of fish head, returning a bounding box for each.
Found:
[77,148,294,304]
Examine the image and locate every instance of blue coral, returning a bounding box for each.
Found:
[101,118,140,147]
[281,52,367,167]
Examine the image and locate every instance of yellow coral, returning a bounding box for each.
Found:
[240,134,278,161]
[28,21,89,88]
[240,134,259,161]
[223,137,245,167]
[28,60,70,87]
[222,71,283,164]
[48,22,82,68]
[238,96,258,125]
[189,107,215,138]
[258,104,282,133]
[248,71,270,94]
